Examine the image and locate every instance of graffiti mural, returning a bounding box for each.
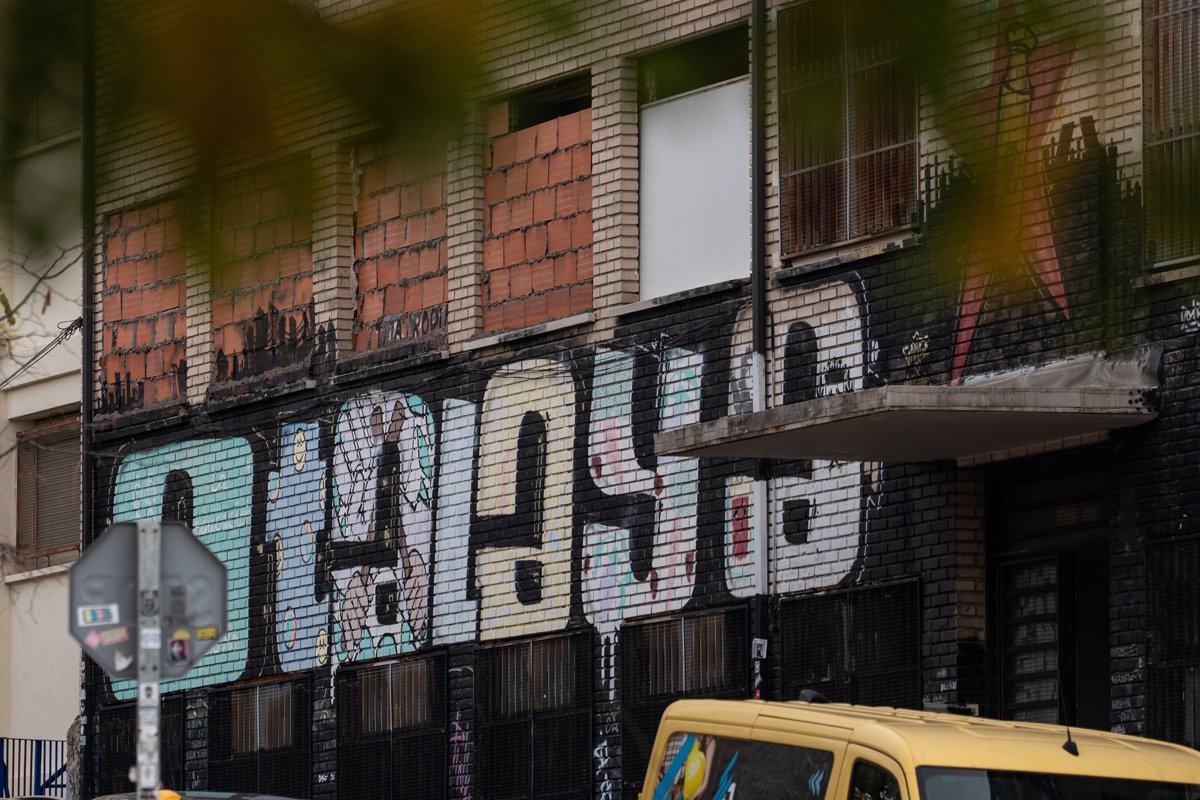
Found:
[109,439,254,700]
[943,1,1077,383]
[770,278,877,593]
[331,392,437,661]
[271,421,326,672]
[583,347,703,630]
[103,281,880,697]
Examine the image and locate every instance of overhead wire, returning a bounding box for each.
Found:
[0,315,83,390]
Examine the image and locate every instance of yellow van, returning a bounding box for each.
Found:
[641,700,1200,800]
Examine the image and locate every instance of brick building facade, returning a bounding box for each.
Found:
[84,0,1200,798]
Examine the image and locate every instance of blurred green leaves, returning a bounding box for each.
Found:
[0,0,578,252]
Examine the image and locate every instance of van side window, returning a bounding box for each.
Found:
[852,760,902,800]
[653,732,834,800]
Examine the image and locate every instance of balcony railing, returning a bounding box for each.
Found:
[0,737,68,798]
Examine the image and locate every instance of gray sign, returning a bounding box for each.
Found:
[69,521,228,679]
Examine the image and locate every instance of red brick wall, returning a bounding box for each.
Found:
[353,142,448,352]
[100,199,186,409]
[212,161,314,382]
[482,106,593,333]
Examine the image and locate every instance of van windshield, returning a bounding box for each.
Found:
[919,767,1200,800]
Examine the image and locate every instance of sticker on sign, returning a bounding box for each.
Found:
[140,627,161,649]
[77,604,119,627]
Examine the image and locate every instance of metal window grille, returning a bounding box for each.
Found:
[780,581,921,707]
[209,679,311,797]
[93,696,186,794]
[336,653,447,800]
[1143,0,1200,264]
[16,419,81,564]
[1148,537,1200,746]
[778,2,917,256]
[477,631,592,800]
[620,608,750,800]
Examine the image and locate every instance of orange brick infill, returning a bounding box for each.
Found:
[354,145,449,344]
[480,108,595,334]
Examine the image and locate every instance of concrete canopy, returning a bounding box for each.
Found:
[654,384,1157,463]
[655,348,1162,463]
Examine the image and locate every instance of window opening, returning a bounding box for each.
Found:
[209,679,311,797]
[621,608,750,800]
[1143,0,1200,264]
[338,654,447,800]
[16,418,81,566]
[778,2,917,256]
[477,631,592,800]
[779,581,921,707]
[639,27,748,104]
[851,761,901,800]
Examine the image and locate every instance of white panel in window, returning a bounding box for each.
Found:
[639,77,750,300]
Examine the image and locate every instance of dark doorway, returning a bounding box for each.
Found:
[987,449,1113,729]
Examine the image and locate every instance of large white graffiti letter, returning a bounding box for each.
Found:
[772,278,872,592]
[583,347,702,631]
[475,359,575,639]
[270,420,327,671]
[433,398,481,644]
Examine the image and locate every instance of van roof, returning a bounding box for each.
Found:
[661,700,1200,782]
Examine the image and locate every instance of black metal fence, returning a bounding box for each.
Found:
[0,736,68,798]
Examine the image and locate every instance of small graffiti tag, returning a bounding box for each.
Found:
[1181,300,1200,333]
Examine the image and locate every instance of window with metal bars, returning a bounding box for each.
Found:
[1147,537,1200,747]
[94,695,185,794]
[336,653,447,800]
[1143,0,1200,265]
[620,608,749,800]
[996,558,1061,724]
[779,581,921,707]
[477,631,592,800]
[209,679,310,797]
[16,418,81,565]
[777,2,917,257]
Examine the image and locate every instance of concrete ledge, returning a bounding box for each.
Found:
[656,384,1157,463]
[463,312,593,351]
[4,563,72,585]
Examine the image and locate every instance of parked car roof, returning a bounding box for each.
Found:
[660,699,1200,781]
[93,791,305,800]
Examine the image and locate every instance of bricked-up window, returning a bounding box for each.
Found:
[209,679,310,797]
[212,160,314,383]
[621,608,749,800]
[16,419,80,564]
[337,654,447,800]
[1144,0,1200,264]
[778,2,917,256]
[100,199,187,412]
[93,696,185,795]
[478,631,592,800]
[1148,537,1200,746]
[779,581,920,707]
[353,143,448,352]
[482,75,593,334]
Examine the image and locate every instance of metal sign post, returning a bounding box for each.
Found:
[137,521,162,800]
[70,520,228,798]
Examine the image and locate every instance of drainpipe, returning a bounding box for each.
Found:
[750,0,769,596]
[79,0,97,794]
